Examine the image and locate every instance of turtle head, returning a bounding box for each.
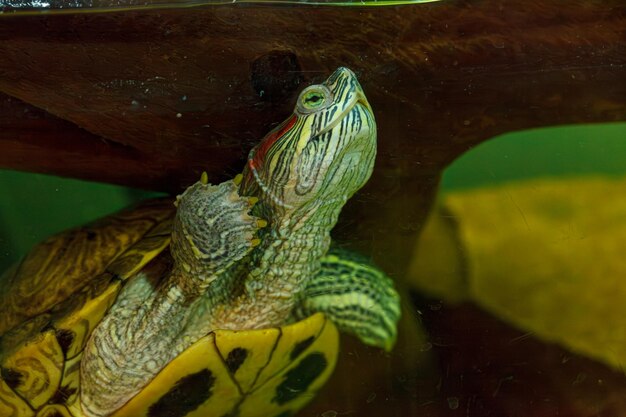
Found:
[241,67,376,222]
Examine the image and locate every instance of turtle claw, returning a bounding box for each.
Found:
[219,180,265,261]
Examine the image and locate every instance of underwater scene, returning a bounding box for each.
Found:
[0,1,625,416]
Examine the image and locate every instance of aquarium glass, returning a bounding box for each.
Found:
[0,1,624,416]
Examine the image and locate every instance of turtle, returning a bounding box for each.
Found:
[0,67,401,417]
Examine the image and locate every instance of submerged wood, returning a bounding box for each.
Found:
[1,0,623,267]
[0,0,625,415]
[0,0,624,194]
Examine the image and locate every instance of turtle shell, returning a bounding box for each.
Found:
[0,198,339,417]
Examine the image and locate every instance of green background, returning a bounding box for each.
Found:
[441,122,626,191]
[1,122,625,271]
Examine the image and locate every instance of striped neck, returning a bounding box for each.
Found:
[237,199,342,326]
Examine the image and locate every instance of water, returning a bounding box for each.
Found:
[0,1,625,416]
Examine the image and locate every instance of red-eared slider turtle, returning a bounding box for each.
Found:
[0,67,400,417]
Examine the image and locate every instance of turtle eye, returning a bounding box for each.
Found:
[304,91,324,107]
[297,86,332,114]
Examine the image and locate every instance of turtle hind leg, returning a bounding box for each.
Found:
[295,248,401,351]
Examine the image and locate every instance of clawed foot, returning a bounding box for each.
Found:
[172,173,266,276]
[215,174,267,259]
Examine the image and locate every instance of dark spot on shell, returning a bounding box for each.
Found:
[272,353,327,405]
[289,336,315,360]
[55,328,75,357]
[50,385,77,404]
[225,347,248,374]
[148,369,216,417]
[86,230,97,241]
[250,51,302,104]
[0,367,23,390]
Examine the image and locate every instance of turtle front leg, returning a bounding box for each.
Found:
[171,175,264,296]
[295,248,401,351]
[81,176,264,417]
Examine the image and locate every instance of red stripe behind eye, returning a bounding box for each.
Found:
[251,114,298,169]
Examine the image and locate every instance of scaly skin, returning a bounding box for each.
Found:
[81,67,399,417]
[81,180,263,416]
